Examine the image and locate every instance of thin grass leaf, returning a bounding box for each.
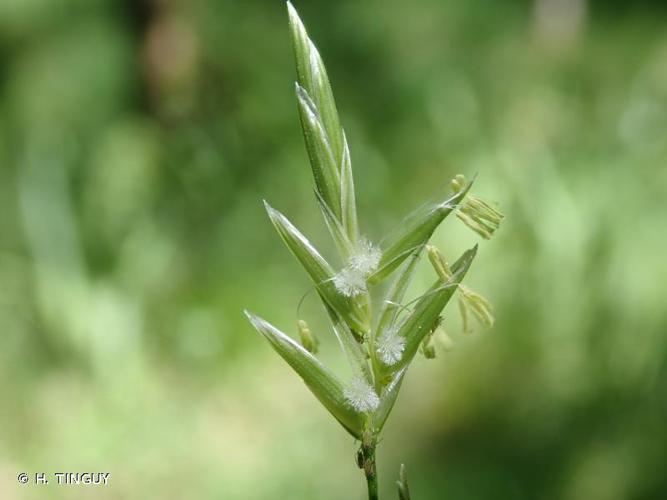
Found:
[264,201,370,334]
[287,1,344,169]
[295,84,341,217]
[368,179,474,285]
[245,311,365,438]
[382,245,478,375]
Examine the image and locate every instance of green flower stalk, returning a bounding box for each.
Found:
[245,3,504,498]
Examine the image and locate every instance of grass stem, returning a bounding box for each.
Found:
[361,435,379,500]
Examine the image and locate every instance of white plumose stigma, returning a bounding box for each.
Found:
[344,377,380,413]
[349,238,381,277]
[376,327,405,365]
[333,238,380,297]
[333,267,367,297]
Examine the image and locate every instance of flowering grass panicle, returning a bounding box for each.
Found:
[245,3,503,498]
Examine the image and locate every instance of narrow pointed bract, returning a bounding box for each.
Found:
[245,311,365,438]
[340,132,358,243]
[295,84,341,217]
[373,367,407,431]
[287,1,344,167]
[315,190,353,257]
[382,246,478,374]
[264,201,370,334]
[322,302,373,383]
[368,179,473,285]
[288,0,356,231]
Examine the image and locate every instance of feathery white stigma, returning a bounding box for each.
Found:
[333,267,367,297]
[344,377,380,413]
[333,239,380,297]
[376,328,406,365]
[349,238,381,277]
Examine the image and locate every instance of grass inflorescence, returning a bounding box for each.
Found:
[245,3,504,498]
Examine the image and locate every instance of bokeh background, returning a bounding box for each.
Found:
[1,0,666,499]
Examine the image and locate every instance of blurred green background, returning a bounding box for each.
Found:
[1,0,666,499]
